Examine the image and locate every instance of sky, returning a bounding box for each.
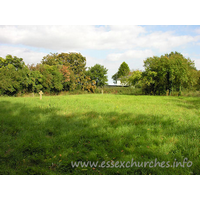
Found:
[0,25,200,84]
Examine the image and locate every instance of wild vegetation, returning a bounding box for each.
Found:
[0,53,107,96]
[0,94,199,175]
[112,52,200,96]
[0,51,199,96]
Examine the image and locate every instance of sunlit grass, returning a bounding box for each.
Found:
[0,94,199,174]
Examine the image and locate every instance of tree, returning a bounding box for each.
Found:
[0,54,25,70]
[31,64,64,93]
[59,65,71,91]
[41,52,95,92]
[112,73,118,84]
[86,64,108,87]
[142,51,197,95]
[118,62,130,77]
[112,62,130,84]
[0,55,35,95]
[41,53,62,66]
[127,70,143,88]
[196,70,200,90]
[0,64,21,95]
[29,70,43,93]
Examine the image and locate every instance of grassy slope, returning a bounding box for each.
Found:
[0,94,199,175]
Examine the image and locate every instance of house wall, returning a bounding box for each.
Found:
[117,79,127,86]
[117,80,121,86]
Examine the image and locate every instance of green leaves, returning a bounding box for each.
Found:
[142,51,197,95]
[0,55,25,70]
[128,70,142,86]
[41,52,91,91]
[86,64,108,87]
[118,62,130,77]
[112,62,130,83]
[0,64,21,94]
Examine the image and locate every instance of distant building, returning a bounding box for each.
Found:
[116,72,132,86]
[116,78,126,86]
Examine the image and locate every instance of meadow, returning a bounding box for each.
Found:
[0,94,199,175]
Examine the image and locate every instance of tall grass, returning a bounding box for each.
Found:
[0,94,199,174]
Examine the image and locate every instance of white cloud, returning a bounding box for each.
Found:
[106,49,154,61]
[0,25,197,52]
[134,31,196,52]
[194,28,200,34]
[0,45,46,64]
[194,59,200,70]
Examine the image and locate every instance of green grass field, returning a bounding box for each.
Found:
[0,94,199,175]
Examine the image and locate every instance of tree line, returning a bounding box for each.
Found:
[1,51,199,96]
[112,51,200,95]
[0,53,108,96]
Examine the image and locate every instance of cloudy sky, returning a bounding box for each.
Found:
[0,25,200,84]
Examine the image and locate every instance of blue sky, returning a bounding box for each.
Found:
[0,25,200,84]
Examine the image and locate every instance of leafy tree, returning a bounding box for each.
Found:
[0,55,34,95]
[57,52,88,91]
[0,54,25,70]
[41,52,95,92]
[127,70,143,88]
[80,76,96,93]
[86,64,108,87]
[0,57,5,68]
[118,62,130,77]
[196,70,200,90]
[168,52,189,95]
[142,52,196,95]
[0,64,21,95]
[112,62,130,84]
[18,65,35,93]
[59,65,71,91]
[184,63,199,90]
[29,70,43,93]
[112,73,118,84]
[33,64,63,93]
[41,53,62,66]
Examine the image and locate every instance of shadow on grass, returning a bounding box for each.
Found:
[0,100,199,175]
[164,97,200,112]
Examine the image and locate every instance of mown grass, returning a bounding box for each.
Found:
[0,94,199,175]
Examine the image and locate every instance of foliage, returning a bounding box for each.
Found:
[0,63,36,95]
[86,64,108,87]
[1,51,199,96]
[142,52,198,95]
[41,52,95,92]
[95,86,142,95]
[112,62,130,84]
[0,53,96,96]
[28,70,43,93]
[127,70,143,87]
[0,64,21,95]
[0,54,25,70]
[32,64,63,93]
[196,70,200,90]
[0,55,32,95]
[41,53,62,66]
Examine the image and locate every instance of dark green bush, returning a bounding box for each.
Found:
[95,86,143,95]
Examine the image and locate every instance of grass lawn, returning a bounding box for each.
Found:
[0,94,199,175]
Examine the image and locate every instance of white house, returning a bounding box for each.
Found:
[116,72,132,86]
[117,78,126,86]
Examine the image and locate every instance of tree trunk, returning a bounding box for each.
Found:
[178,85,182,96]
